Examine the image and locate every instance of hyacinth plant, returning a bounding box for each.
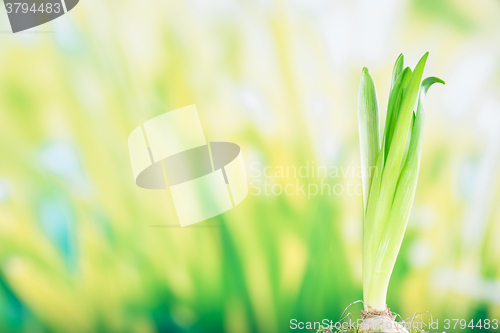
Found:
[357,53,444,332]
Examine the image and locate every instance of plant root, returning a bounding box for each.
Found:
[318,301,429,333]
[360,305,408,333]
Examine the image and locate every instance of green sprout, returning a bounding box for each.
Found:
[357,53,444,318]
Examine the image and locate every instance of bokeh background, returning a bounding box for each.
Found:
[0,0,500,332]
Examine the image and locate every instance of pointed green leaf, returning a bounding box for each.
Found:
[358,68,381,211]
[390,53,404,92]
[383,67,412,162]
[370,52,429,254]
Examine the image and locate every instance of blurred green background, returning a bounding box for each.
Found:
[0,0,500,332]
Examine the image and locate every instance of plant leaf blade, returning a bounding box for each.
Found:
[358,68,381,211]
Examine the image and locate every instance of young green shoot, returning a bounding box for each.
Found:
[357,53,444,314]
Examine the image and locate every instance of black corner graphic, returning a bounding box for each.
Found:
[64,0,78,12]
[3,0,80,33]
